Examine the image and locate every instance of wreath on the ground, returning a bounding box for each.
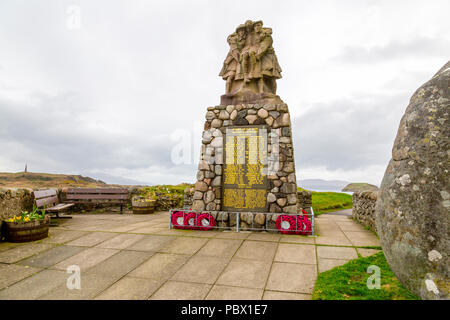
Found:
[171,210,187,229]
[195,213,216,231]
[297,209,312,235]
[275,210,312,235]
[275,214,299,234]
[183,212,197,230]
[170,210,216,230]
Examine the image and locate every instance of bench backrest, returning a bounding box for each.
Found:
[63,188,129,203]
[34,189,59,208]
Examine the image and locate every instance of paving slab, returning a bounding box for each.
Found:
[215,231,250,240]
[274,243,316,265]
[357,248,381,257]
[107,222,153,233]
[205,285,263,300]
[216,258,271,289]
[343,231,381,247]
[315,234,353,246]
[279,235,315,244]
[155,229,202,236]
[0,269,67,299]
[171,255,229,284]
[41,230,89,244]
[65,232,117,247]
[159,237,208,255]
[317,214,351,220]
[53,247,119,271]
[317,246,358,260]
[318,258,350,273]
[234,240,278,261]
[38,273,117,300]
[95,233,145,250]
[315,227,341,236]
[182,230,222,238]
[126,235,176,252]
[262,291,312,300]
[335,221,367,232]
[150,281,211,300]
[0,243,55,264]
[246,233,281,242]
[128,253,189,280]
[128,226,167,234]
[196,238,242,259]
[76,222,124,232]
[0,264,41,290]
[87,250,154,278]
[95,276,162,300]
[266,262,317,294]
[18,245,86,268]
[0,241,25,252]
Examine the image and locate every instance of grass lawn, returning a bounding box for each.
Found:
[312,252,419,300]
[310,191,353,215]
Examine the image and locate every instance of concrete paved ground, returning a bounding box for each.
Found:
[0,210,380,300]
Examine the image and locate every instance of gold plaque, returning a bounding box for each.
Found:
[223,126,268,211]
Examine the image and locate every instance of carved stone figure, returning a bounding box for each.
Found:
[219,33,240,94]
[219,20,283,105]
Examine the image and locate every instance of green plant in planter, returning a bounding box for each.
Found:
[6,205,46,223]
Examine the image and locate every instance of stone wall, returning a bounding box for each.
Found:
[297,190,312,211]
[193,103,298,213]
[352,191,378,232]
[183,187,194,209]
[0,188,34,237]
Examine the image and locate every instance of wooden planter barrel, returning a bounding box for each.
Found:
[132,199,156,214]
[4,216,50,243]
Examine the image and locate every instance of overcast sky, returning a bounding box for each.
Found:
[0,0,449,186]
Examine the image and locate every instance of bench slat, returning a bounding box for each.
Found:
[36,196,59,208]
[65,188,128,194]
[65,200,127,204]
[34,189,57,199]
[65,194,129,200]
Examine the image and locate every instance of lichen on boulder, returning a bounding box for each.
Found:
[375,60,450,300]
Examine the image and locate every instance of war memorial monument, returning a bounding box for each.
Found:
[185,20,308,232]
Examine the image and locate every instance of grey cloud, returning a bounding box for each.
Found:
[0,93,176,174]
[333,37,450,64]
[292,91,410,171]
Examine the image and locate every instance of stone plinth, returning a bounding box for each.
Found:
[193,103,298,214]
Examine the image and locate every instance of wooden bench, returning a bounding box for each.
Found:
[33,189,74,220]
[63,188,129,214]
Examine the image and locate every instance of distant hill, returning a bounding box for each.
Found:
[298,179,349,192]
[342,183,379,192]
[0,172,109,189]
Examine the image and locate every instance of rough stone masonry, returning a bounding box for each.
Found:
[191,20,300,230]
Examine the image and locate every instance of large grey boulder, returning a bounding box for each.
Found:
[375,61,449,300]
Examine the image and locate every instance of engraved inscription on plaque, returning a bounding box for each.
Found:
[223,126,268,211]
